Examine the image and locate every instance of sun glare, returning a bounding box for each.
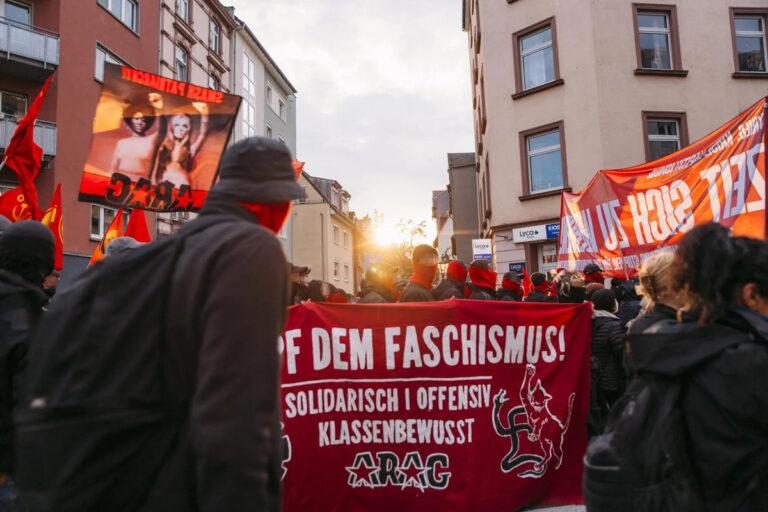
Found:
[374,222,403,247]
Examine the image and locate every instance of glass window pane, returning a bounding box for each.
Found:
[124,0,135,30]
[110,0,122,19]
[521,28,551,52]
[737,36,767,72]
[6,1,31,26]
[529,150,563,193]
[528,130,560,152]
[522,46,555,89]
[638,14,667,29]
[95,47,106,81]
[649,140,680,160]
[639,33,671,69]
[1,92,26,117]
[735,17,763,33]
[91,206,101,237]
[648,120,678,136]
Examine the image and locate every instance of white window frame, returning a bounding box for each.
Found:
[647,118,681,157]
[5,1,31,27]
[333,261,340,280]
[278,98,286,119]
[343,231,349,249]
[266,124,273,138]
[526,129,563,194]
[95,43,128,82]
[243,52,257,98]
[0,90,27,119]
[344,264,350,282]
[208,73,220,91]
[210,19,221,54]
[90,204,119,241]
[266,84,273,104]
[734,15,768,73]
[175,45,189,82]
[520,27,554,90]
[242,98,256,138]
[637,12,672,70]
[98,0,138,32]
[177,0,189,21]
[333,225,340,244]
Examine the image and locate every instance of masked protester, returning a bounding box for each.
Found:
[0,221,54,507]
[498,271,523,302]
[399,245,438,302]
[360,265,394,303]
[524,272,555,303]
[289,264,310,305]
[433,261,467,300]
[583,263,604,286]
[326,285,349,303]
[467,260,497,300]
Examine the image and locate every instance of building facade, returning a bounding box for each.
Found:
[447,152,480,263]
[432,189,453,263]
[463,0,768,275]
[291,173,358,294]
[0,0,161,283]
[232,15,298,257]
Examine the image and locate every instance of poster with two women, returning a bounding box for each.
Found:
[78,63,241,212]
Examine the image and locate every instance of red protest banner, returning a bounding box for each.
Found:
[280,300,591,511]
[559,97,767,275]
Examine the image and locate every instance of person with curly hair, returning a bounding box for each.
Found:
[109,93,167,182]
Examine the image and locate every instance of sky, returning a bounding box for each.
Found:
[229,0,475,244]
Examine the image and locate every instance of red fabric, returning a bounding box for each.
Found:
[559,97,767,274]
[89,209,124,266]
[549,280,558,298]
[124,208,151,243]
[292,160,305,180]
[584,272,603,285]
[521,271,533,297]
[501,276,523,295]
[446,261,468,283]
[533,280,551,294]
[409,262,436,290]
[240,201,292,234]
[469,266,497,290]
[2,75,54,220]
[41,184,64,270]
[0,186,33,222]
[326,292,349,303]
[281,301,592,511]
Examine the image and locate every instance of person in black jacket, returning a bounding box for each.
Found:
[524,272,555,303]
[0,221,54,507]
[498,271,523,301]
[433,261,467,300]
[360,265,393,303]
[630,224,768,510]
[590,288,627,406]
[467,260,497,300]
[145,137,305,511]
[398,245,438,303]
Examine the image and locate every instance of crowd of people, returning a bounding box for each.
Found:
[0,137,766,511]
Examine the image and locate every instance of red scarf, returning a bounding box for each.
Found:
[409,263,436,290]
[501,276,523,295]
[584,272,604,285]
[446,261,468,283]
[239,201,292,234]
[469,267,497,290]
[326,292,348,303]
[532,280,550,294]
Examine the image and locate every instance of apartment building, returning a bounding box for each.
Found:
[232,14,298,257]
[0,0,160,280]
[292,173,358,294]
[463,0,768,275]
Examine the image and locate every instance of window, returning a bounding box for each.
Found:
[95,44,128,82]
[344,264,350,282]
[90,205,117,240]
[243,52,257,97]
[333,261,340,280]
[97,0,138,32]
[266,84,273,104]
[174,45,188,82]
[266,124,273,138]
[242,99,256,137]
[208,73,220,91]
[0,91,26,118]
[177,0,189,22]
[278,98,286,119]
[333,225,340,244]
[210,20,221,54]
[633,5,683,73]
[731,10,768,74]
[278,136,286,145]
[519,121,567,197]
[512,18,562,97]
[343,231,349,249]
[5,1,31,27]
[643,112,688,162]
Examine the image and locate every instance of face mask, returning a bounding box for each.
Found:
[239,201,292,234]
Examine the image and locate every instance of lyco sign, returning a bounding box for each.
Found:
[512,223,560,243]
[472,239,493,262]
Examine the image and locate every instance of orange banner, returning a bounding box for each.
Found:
[558,97,767,276]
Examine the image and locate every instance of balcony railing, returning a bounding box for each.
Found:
[0,17,59,67]
[0,117,57,157]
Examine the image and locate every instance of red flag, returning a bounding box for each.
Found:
[521,270,533,297]
[1,75,54,220]
[124,208,151,243]
[41,184,64,271]
[0,186,33,222]
[292,160,305,180]
[89,209,124,266]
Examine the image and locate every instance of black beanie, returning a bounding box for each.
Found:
[591,288,617,312]
[0,220,55,287]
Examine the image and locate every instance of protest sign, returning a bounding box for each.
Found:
[559,97,767,275]
[78,63,241,212]
[279,300,591,511]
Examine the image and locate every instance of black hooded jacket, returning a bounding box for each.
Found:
[630,309,768,511]
[360,284,391,304]
[0,270,48,474]
[433,278,464,300]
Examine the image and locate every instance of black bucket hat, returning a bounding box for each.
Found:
[211,137,307,203]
